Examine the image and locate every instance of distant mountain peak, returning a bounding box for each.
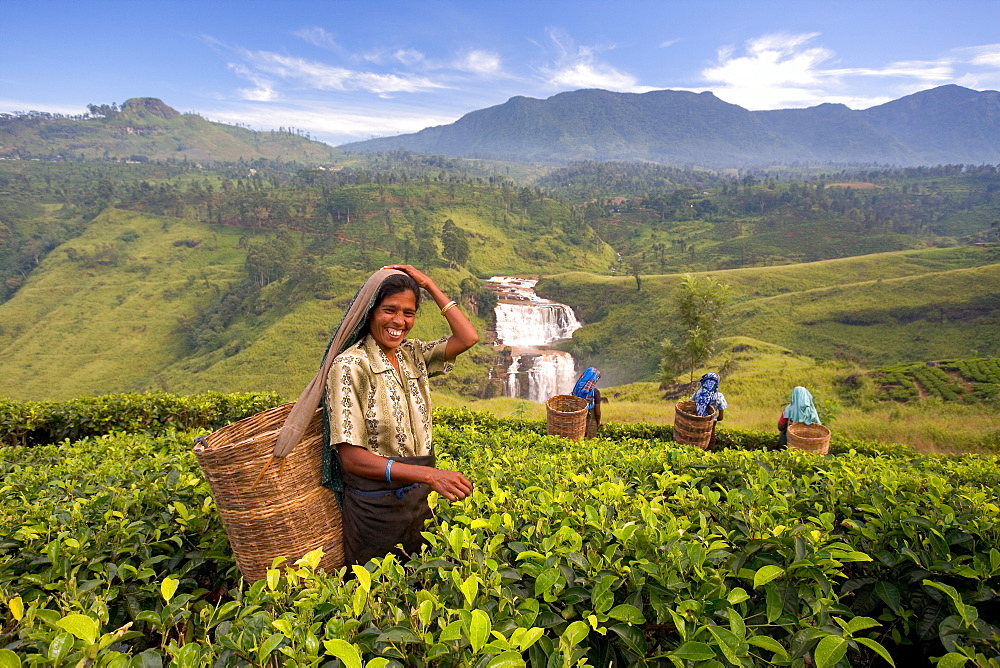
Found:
[120,98,180,120]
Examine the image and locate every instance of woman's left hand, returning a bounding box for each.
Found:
[383,264,432,290]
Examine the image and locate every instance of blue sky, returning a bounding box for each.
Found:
[4,0,999,146]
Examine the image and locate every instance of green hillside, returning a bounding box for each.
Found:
[0,180,614,399]
[541,246,1000,385]
[0,97,342,163]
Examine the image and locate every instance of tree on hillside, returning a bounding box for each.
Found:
[659,274,731,384]
[441,218,470,268]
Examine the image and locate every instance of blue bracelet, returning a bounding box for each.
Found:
[385,459,396,482]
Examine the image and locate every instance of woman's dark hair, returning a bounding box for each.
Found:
[373,273,422,309]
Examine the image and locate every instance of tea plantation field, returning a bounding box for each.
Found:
[1,398,998,667]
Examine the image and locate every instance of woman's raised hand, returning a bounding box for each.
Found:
[383,264,432,290]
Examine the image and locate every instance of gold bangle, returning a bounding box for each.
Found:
[440,300,458,315]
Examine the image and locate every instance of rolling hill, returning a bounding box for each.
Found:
[0,97,343,163]
[540,246,1000,386]
[341,85,1000,167]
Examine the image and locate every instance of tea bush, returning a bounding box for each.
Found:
[0,391,281,447]
[1,410,998,666]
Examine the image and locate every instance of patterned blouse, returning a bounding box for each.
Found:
[326,334,453,458]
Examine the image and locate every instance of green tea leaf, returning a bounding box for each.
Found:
[561,620,589,648]
[935,653,968,668]
[461,575,480,606]
[56,613,98,645]
[352,565,372,593]
[534,567,561,597]
[511,627,544,652]
[727,587,749,604]
[258,633,284,663]
[469,609,491,653]
[160,576,178,604]
[843,616,880,635]
[323,639,362,668]
[814,636,847,668]
[47,633,74,664]
[0,649,21,668]
[875,581,902,613]
[439,620,464,643]
[753,565,785,588]
[671,641,715,661]
[608,604,645,624]
[854,637,896,667]
[486,650,526,668]
[747,635,788,659]
[7,596,23,621]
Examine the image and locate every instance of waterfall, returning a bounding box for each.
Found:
[487,277,582,402]
[504,352,580,403]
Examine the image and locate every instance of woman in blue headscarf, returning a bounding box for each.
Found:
[572,367,603,438]
[777,386,821,446]
[690,372,727,449]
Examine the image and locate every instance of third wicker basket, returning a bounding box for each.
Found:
[786,422,831,455]
[673,400,716,449]
[194,402,344,582]
[546,394,589,441]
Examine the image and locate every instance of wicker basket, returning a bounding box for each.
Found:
[673,400,716,449]
[546,395,588,441]
[194,402,344,582]
[787,422,831,455]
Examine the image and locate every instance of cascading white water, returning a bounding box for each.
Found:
[504,352,580,403]
[495,303,582,347]
[487,277,582,402]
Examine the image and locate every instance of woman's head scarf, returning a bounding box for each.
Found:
[691,372,722,417]
[572,367,601,409]
[783,386,821,425]
[273,268,406,459]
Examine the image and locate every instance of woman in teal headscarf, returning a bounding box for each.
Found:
[777,386,822,447]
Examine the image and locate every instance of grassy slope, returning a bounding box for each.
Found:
[0,209,246,398]
[0,196,611,399]
[542,245,1000,385]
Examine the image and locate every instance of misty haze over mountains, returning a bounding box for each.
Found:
[340,85,1000,168]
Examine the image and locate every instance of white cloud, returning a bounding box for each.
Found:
[294,27,339,51]
[228,63,278,102]
[204,104,457,144]
[243,51,445,94]
[699,32,984,109]
[703,32,831,90]
[453,50,503,75]
[540,28,655,93]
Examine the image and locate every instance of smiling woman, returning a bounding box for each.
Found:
[321,264,479,566]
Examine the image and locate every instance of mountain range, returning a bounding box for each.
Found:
[341,85,1000,168]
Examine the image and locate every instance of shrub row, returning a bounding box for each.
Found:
[435,407,915,458]
[0,391,281,447]
[1,425,997,665]
[875,357,1000,406]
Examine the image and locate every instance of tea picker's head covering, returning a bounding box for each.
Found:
[572,367,601,409]
[272,268,406,460]
[691,372,722,417]
[783,386,821,425]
